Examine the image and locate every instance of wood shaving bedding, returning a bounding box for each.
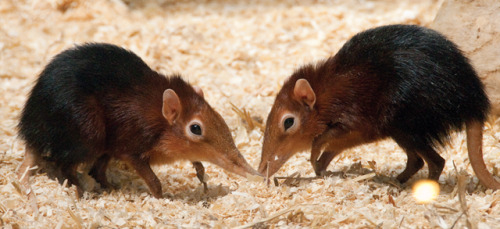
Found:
[1,0,499,228]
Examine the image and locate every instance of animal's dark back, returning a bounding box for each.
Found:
[315,25,489,147]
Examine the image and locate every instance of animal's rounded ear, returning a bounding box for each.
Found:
[162,89,182,125]
[293,79,316,109]
[193,86,204,98]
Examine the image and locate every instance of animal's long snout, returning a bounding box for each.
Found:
[258,160,269,176]
[210,149,262,178]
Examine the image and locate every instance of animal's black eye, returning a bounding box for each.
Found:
[190,124,202,135]
[283,117,294,131]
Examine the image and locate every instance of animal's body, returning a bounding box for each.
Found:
[259,24,499,189]
[18,43,259,198]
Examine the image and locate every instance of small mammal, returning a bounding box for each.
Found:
[258,24,500,189]
[17,43,260,198]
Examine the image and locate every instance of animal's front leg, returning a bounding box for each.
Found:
[192,161,208,192]
[119,154,162,198]
[314,150,342,176]
[311,137,327,175]
[311,124,347,175]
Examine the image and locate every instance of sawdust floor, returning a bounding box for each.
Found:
[1,0,499,228]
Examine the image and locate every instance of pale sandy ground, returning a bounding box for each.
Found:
[1,0,499,228]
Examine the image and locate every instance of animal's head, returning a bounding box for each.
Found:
[156,77,260,177]
[259,70,323,177]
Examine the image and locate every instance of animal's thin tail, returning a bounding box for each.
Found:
[466,120,500,189]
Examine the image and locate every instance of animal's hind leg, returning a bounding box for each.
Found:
[16,146,40,216]
[89,154,112,189]
[17,146,40,185]
[392,133,427,183]
[393,134,444,182]
[416,146,445,181]
[60,163,85,198]
[395,150,424,183]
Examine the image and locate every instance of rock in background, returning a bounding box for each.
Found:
[432,0,500,116]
